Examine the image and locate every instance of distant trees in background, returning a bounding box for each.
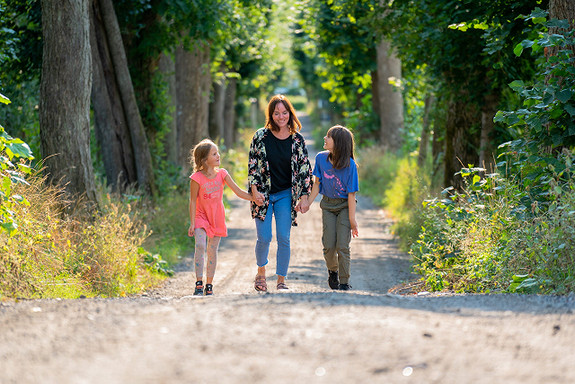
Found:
[0,0,573,202]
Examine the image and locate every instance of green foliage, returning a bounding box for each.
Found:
[143,192,191,265]
[404,9,575,295]
[341,94,379,146]
[358,147,401,207]
[0,95,34,236]
[383,0,541,102]
[294,0,379,129]
[358,147,435,251]
[0,177,166,299]
[141,248,174,277]
[411,158,575,294]
[495,11,575,152]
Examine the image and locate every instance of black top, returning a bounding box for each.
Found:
[264,131,293,194]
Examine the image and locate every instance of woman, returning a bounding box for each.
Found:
[248,94,313,292]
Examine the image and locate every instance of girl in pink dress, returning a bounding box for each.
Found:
[188,139,254,296]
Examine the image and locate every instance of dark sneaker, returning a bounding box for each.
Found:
[204,284,213,296]
[328,270,339,289]
[339,283,352,291]
[194,280,204,296]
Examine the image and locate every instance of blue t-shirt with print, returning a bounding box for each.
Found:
[313,151,359,199]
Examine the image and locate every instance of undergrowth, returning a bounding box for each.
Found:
[411,156,575,294]
[358,148,433,251]
[0,175,168,299]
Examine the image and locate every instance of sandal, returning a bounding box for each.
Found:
[194,280,204,296]
[276,282,289,290]
[254,275,267,292]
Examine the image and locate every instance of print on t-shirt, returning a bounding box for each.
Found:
[323,169,345,198]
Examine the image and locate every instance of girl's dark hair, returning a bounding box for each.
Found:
[264,94,302,134]
[190,139,217,172]
[327,125,355,170]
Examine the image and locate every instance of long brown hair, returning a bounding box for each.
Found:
[190,139,217,172]
[264,94,302,134]
[327,125,355,170]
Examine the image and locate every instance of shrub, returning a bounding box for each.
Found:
[0,176,167,299]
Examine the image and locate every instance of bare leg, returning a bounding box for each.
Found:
[205,236,221,285]
[194,228,207,282]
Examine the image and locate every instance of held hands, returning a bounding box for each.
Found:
[252,190,265,206]
[296,195,310,213]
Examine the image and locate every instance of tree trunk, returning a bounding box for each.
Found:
[158,51,178,164]
[479,93,499,173]
[90,0,137,191]
[376,39,404,152]
[371,69,380,119]
[40,0,98,203]
[223,77,237,148]
[97,0,156,197]
[546,0,575,61]
[549,0,575,24]
[209,77,225,142]
[175,39,211,174]
[444,97,481,190]
[418,95,434,168]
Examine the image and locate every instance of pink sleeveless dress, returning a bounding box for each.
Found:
[190,168,229,237]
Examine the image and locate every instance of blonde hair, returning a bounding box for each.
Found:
[190,139,217,172]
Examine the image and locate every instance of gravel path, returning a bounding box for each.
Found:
[1,115,574,384]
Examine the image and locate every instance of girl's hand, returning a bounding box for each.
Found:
[188,225,195,237]
[253,191,265,206]
[350,219,359,238]
[297,196,310,213]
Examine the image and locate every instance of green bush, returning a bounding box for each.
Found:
[411,158,575,294]
[0,177,167,299]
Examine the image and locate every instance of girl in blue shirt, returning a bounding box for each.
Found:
[307,125,359,290]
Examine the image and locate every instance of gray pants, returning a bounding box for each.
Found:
[320,196,351,284]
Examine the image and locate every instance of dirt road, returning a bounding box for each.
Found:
[1,115,574,384]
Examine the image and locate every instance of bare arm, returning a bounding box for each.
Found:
[348,192,358,238]
[224,174,253,201]
[188,180,200,237]
[299,176,320,213]
[308,176,320,205]
[250,184,264,206]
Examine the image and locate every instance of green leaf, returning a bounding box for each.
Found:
[516,278,540,293]
[0,94,10,105]
[556,89,573,103]
[547,19,569,29]
[565,104,575,116]
[509,80,524,91]
[493,111,506,123]
[532,17,547,25]
[0,221,18,237]
[521,39,534,49]
[512,274,529,282]
[5,141,33,159]
[513,43,524,57]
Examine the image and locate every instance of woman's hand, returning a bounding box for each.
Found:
[297,195,310,213]
[188,225,195,237]
[251,187,265,206]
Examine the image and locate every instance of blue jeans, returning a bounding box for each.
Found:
[255,188,292,277]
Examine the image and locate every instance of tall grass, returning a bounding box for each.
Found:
[358,147,433,251]
[0,175,167,299]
